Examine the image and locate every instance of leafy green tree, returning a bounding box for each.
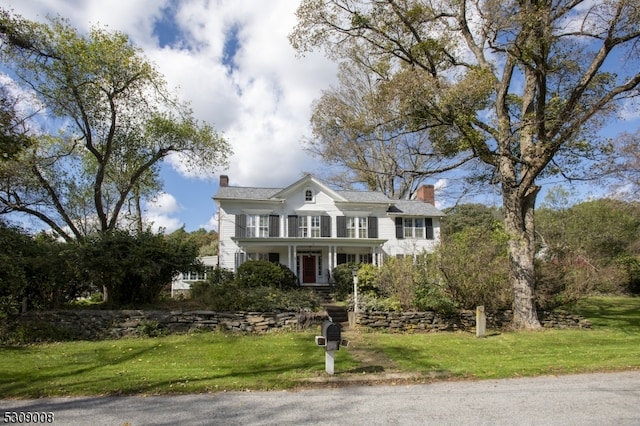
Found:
[0,222,89,322]
[80,229,200,306]
[0,10,230,240]
[436,224,512,312]
[0,85,31,161]
[170,227,218,256]
[0,222,30,318]
[441,204,502,238]
[291,0,640,328]
[536,198,640,298]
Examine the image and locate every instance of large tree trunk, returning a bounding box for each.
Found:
[503,184,542,329]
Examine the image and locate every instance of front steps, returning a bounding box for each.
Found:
[307,285,350,328]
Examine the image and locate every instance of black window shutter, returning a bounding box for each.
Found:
[235,214,247,237]
[321,215,331,237]
[269,215,280,237]
[367,216,378,238]
[337,216,347,238]
[337,253,347,265]
[395,217,404,239]
[288,215,298,237]
[268,252,280,263]
[425,218,434,239]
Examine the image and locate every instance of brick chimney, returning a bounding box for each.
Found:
[415,184,435,205]
[220,175,229,187]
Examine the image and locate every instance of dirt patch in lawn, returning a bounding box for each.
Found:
[299,330,451,386]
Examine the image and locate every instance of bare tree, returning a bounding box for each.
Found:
[307,60,472,199]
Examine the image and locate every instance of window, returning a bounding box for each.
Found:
[414,218,425,238]
[402,218,434,239]
[299,216,309,237]
[347,217,368,238]
[236,214,278,238]
[247,215,257,237]
[296,215,326,238]
[183,266,214,281]
[304,189,314,202]
[311,216,321,238]
[259,215,269,237]
[359,217,368,239]
[347,217,357,238]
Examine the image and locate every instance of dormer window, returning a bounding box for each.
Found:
[304,189,314,203]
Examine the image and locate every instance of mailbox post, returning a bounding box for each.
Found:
[315,320,347,375]
[352,268,359,314]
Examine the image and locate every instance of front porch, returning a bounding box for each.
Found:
[231,237,386,285]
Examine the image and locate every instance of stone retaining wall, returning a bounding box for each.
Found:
[16,308,591,341]
[17,309,329,340]
[355,310,591,332]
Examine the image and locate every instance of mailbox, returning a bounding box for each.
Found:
[315,320,348,375]
[321,320,341,351]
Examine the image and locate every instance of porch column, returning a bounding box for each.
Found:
[292,244,298,279]
[332,245,337,270]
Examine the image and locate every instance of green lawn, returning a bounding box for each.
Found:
[1,296,639,398]
[0,332,357,398]
[358,296,640,379]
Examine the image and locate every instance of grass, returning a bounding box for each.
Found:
[0,332,358,398]
[357,296,640,379]
[1,296,639,398]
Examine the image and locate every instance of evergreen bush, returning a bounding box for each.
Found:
[235,260,298,289]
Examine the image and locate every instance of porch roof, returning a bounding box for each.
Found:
[231,237,387,247]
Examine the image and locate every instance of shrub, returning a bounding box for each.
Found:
[347,292,402,312]
[275,262,300,289]
[190,264,314,311]
[332,263,359,299]
[81,229,199,306]
[357,263,379,294]
[190,267,235,300]
[235,260,298,289]
[375,257,416,310]
[193,281,321,312]
[436,225,512,311]
[413,284,458,314]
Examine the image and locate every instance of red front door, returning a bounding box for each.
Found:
[302,256,316,283]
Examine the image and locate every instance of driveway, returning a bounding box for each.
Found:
[2,371,639,425]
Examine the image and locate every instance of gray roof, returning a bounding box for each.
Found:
[338,190,392,203]
[215,186,281,200]
[214,186,393,203]
[387,200,445,217]
[215,184,444,217]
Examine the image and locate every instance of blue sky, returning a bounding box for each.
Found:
[3,1,639,233]
[4,0,340,232]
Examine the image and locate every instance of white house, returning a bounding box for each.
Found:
[214,174,444,285]
[171,255,218,297]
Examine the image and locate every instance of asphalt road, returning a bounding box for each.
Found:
[2,371,639,425]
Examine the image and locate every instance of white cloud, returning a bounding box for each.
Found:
[199,214,219,232]
[144,192,183,233]
[4,0,339,192]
